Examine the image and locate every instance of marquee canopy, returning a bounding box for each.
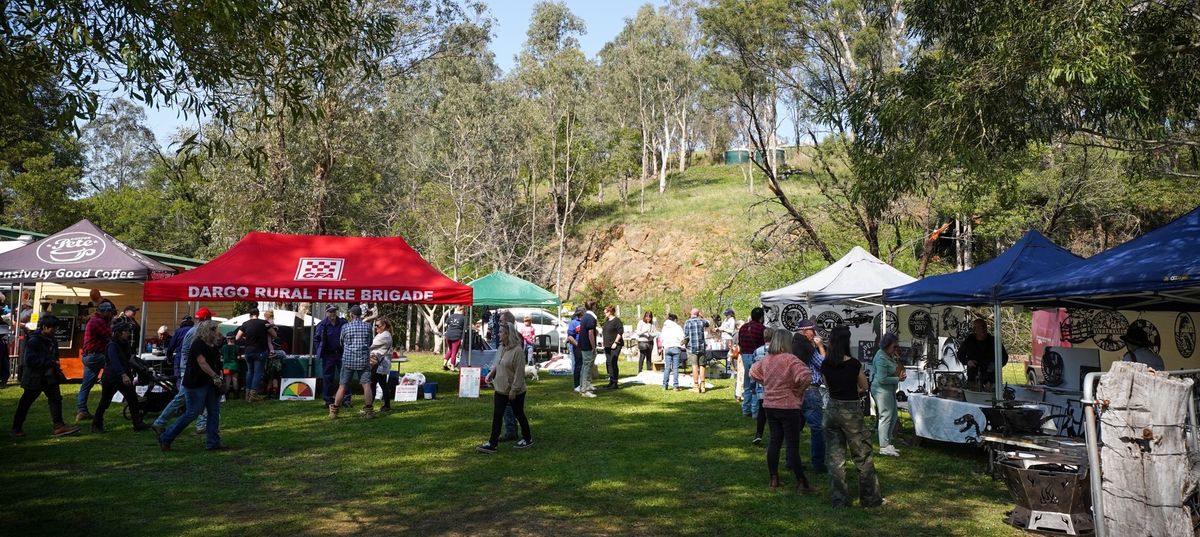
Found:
[0,219,175,283]
[468,271,560,307]
[1001,207,1200,310]
[143,231,472,304]
[883,229,1082,305]
[761,246,915,305]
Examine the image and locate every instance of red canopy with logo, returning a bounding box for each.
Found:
[0,219,176,283]
[142,231,472,304]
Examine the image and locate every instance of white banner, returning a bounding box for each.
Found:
[458,367,481,398]
[396,383,419,402]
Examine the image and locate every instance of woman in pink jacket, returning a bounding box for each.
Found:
[750,329,814,494]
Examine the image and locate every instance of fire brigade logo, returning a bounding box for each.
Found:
[294,258,344,281]
[36,231,106,264]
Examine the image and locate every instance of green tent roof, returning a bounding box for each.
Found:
[467,271,560,307]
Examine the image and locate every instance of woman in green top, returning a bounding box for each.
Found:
[871,333,905,457]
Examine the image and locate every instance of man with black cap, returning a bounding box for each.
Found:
[314,305,348,407]
[121,305,141,354]
[11,315,80,437]
[1121,324,1165,370]
[76,300,117,422]
[91,317,149,433]
[573,305,597,398]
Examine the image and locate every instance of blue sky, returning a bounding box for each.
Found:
[141,0,663,146]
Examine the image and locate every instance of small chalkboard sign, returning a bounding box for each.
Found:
[54,317,75,349]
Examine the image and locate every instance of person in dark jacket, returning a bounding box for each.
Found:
[91,318,149,433]
[11,316,80,437]
[313,305,348,407]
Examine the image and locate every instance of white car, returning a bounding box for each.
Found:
[506,307,568,348]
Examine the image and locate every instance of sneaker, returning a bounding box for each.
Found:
[574,386,581,393]
[75,411,92,423]
[752,436,762,445]
[476,442,497,454]
[879,445,900,457]
[582,391,597,398]
[51,424,80,436]
[514,439,534,449]
[378,406,392,414]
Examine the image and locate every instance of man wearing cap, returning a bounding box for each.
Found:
[796,318,827,473]
[314,305,348,407]
[11,315,80,437]
[121,305,141,354]
[76,300,117,422]
[958,318,1009,386]
[737,308,767,414]
[329,305,374,418]
[1121,324,1165,370]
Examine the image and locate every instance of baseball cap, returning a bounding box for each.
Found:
[574,305,586,315]
[195,307,213,320]
[96,302,117,313]
[37,315,59,330]
[724,308,735,316]
[349,305,363,316]
[325,305,339,313]
[123,305,139,313]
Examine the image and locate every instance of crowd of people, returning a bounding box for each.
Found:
[10,295,929,508]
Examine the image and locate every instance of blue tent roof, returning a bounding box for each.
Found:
[883,229,1082,305]
[1001,207,1200,310]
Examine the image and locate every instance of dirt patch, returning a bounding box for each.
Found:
[562,221,748,302]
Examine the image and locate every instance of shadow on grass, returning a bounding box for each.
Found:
[0,354,1021,537]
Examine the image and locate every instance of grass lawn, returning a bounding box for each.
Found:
[0,353,1024,537]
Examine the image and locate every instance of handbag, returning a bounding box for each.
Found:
[638,341,652,352]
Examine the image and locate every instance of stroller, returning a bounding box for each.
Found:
[123,355,179,421]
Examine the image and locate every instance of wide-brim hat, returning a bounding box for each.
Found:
[1120,324,1154,348]
[796,319,817,330]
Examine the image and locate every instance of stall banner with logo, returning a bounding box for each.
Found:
[458,367,481,398]
[279,378,317,401]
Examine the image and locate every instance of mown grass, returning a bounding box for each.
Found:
[0,353,1024,537]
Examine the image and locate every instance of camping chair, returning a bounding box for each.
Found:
[533,334,553,362]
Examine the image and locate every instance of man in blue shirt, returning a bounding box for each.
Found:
[314,305,348,408]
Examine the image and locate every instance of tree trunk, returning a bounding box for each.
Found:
[677,105,688,173]
[659,114,671,193]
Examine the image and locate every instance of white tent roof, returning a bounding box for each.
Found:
[761,246,916,305]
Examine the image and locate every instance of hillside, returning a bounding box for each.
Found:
[557,163,929,317]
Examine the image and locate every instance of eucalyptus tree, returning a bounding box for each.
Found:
[514,1,600,295]
[78,99,157,192]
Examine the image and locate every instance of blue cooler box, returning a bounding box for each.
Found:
[422,381,438,400]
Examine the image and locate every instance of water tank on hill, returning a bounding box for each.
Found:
[724,149,751,165]
[753,149,787,166]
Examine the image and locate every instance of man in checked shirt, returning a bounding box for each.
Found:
[329,306,375,419]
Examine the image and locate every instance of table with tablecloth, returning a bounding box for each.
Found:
[909,393,1064,444]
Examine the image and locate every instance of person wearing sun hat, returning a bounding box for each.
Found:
[1121,323,1165,370]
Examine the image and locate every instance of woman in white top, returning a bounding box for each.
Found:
[659,313,686,390]
[635,312,658,373]
[369,319,395,413]
[719,308,738,345]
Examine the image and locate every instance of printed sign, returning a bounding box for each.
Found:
[279,378,317,401]
[396,384,419,402]
[458,367,481,398]
[36,231,106,264]
[294,258,345,281]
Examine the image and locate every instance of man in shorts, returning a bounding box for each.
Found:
[683,308,710,393]
[329,306,374,419]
